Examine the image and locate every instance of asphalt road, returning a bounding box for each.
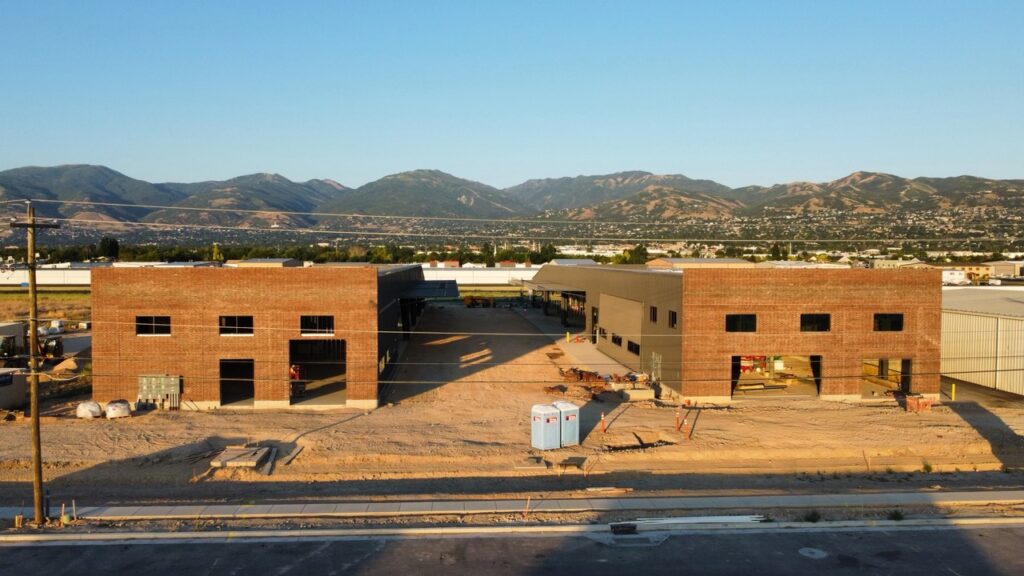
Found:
[2,525,1022,575]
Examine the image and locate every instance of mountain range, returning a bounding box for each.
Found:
[0,164,1022,227]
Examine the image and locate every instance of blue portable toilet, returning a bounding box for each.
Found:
[552,400,580,447]
[531,404,561,450]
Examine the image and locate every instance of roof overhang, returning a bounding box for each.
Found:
[522,280,585,293]
[400,280,460,299]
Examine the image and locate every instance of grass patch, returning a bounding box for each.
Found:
[803,510,822,523]
[887,509,905,521]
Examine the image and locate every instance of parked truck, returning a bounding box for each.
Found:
[0,322,26,368]
[0,321,64,367]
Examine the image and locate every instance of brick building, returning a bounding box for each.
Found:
[91,264,448,410]
[527,266,941,402]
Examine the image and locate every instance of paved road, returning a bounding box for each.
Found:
[2,524,1022,575]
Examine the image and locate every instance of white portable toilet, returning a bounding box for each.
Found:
[552,401,580,447]
[531,404,561,450]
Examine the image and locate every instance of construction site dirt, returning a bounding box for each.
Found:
[0,306,1022,506]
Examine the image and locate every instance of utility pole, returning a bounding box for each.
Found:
[10,201,60,526]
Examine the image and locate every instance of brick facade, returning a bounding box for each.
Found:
[531,266,942,401]
[680,268,942,400]
[91,265,423,409]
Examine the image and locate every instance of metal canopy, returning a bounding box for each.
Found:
[400,280,460,299]
[522,280,584,293]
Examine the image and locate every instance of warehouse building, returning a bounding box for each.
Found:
[527,265,941,402]
[92,265,455,410]
[942,288,1024,397]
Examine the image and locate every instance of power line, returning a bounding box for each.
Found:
[76,366,1024,385]
[59,317,1024,338]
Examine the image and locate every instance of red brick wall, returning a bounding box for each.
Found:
[680,269,942,398]
[91,267,380,405]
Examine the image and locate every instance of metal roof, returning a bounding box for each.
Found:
[942,288,1024,318]
[522,279,585,292]
[400,280,460,299]
[649,258,749,264]
[548,259,597,266]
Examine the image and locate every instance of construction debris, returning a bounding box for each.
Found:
[259,447,278,476]
[513,456,548,469]
[210,445,271,469]
[280,445,304,466]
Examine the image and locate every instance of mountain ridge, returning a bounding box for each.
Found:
[1,164,1022,226]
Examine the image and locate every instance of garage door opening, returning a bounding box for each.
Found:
[862,358,912,398]
[220,359,255,407]
[731,355,821,398]
[289,339,346,406]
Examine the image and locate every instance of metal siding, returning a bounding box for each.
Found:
[997,317,1024,395]
[941,311,998,389]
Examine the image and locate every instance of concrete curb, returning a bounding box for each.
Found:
[3,517,1024,546]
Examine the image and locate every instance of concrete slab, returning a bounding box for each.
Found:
[490,500,524,513]
[199,505,240,517]
[430,501,467,513]
[90,506,143,518]
[235,505,273,517]
[302,504,339,515]
[167,506,208,517]
[332,503,370,514]
[132,506,176,517]
[268,505,307,515]
[365,502,402,514]
[397,501,433,513]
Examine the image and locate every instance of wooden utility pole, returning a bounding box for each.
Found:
[11,201,60,526]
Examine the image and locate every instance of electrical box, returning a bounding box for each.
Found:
[138,375,182,410]
[552,401,580,447]
[531,404,561,451]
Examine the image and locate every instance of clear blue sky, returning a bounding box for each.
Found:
[1,0,1021,188]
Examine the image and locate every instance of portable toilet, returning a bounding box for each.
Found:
[552,401,580,447]
[531,404,561,450]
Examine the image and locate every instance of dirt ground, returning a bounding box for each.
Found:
[1,305,1022,505]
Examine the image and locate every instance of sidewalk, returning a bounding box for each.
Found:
[3,490,1022,522]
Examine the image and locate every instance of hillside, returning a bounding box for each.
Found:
[505,171,733,211]
[738,172,1024,215]
[556,184,743,221]
[0,165,189,221]
[145,173,349,227]
[1,165,1022,231]
[317,169,530,219]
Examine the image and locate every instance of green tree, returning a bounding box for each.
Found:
[97,236,120,259]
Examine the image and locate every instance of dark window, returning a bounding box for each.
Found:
[725,314,756,332]
[220,315,254,335]
[874,313,904,332]
[598,328,607,340]
[300,315,335,335]
[668,310,678,329]
[800,313,831,332]
[611,334,622,346]
[649,306,658,324]
[136,316,171,335]
[627,341,640,355]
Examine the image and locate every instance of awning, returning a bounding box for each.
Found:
[400,280,460,299]
[522,280,584,293]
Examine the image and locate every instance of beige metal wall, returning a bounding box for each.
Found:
[530,266,684,391]
[942,310,1024,396]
